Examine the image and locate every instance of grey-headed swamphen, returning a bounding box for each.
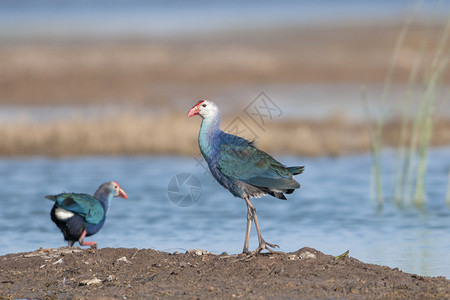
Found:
[188,100,304,254]
[46,181,128,248]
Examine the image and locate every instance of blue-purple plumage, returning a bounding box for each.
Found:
[46,181,127,248]
[188,100,304,253]
[195,101,303,200]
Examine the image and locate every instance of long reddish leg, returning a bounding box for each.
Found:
[78,230,97,249]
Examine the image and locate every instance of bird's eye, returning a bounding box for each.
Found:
[115,185,118,189]
[202,104,207,107]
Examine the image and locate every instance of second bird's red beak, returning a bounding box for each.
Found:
[118,188,128,199]
[187,102,202,117]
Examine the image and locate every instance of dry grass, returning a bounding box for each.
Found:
[0,22,447,106]
[0,22,448,157]
[1,112,449,157]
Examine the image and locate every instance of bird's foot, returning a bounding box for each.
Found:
[77,230,97,249]
[242,240,281,257]
[79,240,97,249]
[242,248,251,255]
[253,240,280,255]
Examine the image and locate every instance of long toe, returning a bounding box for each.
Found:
[264,241,280,249]
[254,239,281,254]
[80,241,97,249]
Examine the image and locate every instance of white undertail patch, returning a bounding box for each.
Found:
[55,207,75,220]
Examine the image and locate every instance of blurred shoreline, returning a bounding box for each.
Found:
[0,22,448,106]
[1,111,449,157]
[0,20,448,157]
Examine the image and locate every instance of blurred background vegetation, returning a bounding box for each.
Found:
[0,0,448,157]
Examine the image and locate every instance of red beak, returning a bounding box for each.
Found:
[187,101,204,117]
[118,188,128,199]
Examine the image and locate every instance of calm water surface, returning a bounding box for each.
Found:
[0,150,449,278]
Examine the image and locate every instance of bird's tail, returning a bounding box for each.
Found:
[45,195,57,201]
[288,166,305,175]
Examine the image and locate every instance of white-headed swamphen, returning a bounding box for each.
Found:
[46,181,128,248]
[188,100,304,254]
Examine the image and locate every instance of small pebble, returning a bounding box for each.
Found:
[179,261,190,268]
[79,278,102,286]
[116,256,130,263]
[187,249,205,256]
[299,251,316,259]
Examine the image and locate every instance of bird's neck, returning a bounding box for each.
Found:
[199,115,221,159]
[94,189,113,213]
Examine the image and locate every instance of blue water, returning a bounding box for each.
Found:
[0,149,449,278]
[0,0,448,40]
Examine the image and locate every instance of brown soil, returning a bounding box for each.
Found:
[1,247,449,299]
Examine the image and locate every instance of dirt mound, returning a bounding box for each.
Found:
[1,247,449,299]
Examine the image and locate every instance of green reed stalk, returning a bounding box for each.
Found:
[362,87,382,207]
[393,45,423,206]
[413,18,449,207]
[446,170,450,206]
[413,59,448,206]
[368,7,449,209]
[367,12,414,207]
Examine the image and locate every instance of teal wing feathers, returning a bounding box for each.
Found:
[217,138,300,190]
[45,193,104,224]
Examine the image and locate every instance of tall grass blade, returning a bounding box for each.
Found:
[368,9,416,208]
[366,3,449,209]
[413,17,449,207]
[362,86,382,207]
[446,169,450,206]
[393,43,424,206]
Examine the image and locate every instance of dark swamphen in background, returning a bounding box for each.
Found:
[46,181,128,248]
[188,100,304,254]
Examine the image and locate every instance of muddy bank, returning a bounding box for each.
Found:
[1,247,449,299]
